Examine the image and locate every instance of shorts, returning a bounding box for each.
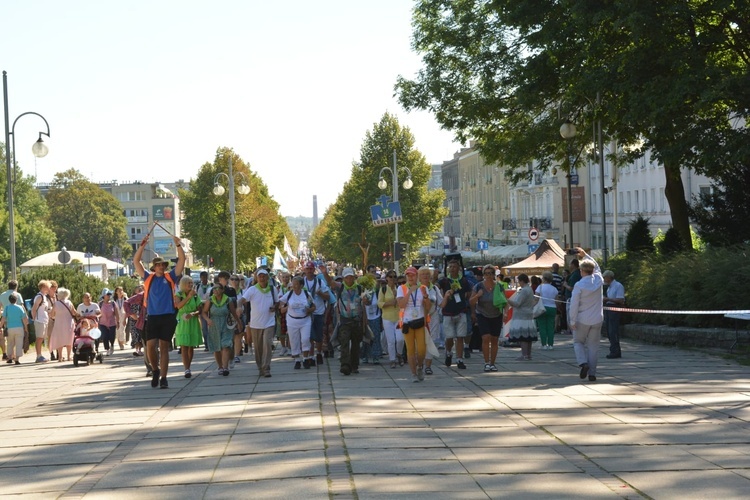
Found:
[34,321,49,340]
[476,314,503,337]
[310,314,324,343]
[442,314,467,339]
[145,313,177,342]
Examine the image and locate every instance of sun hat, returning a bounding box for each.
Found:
[404,266,418,275]
[149,257,170,271]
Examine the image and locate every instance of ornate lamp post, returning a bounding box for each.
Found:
[3,71,51,280]
[377,149,412,274]
[213,156,250,273]
[559,119,577,249]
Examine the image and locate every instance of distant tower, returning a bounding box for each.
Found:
[312,195,319,228]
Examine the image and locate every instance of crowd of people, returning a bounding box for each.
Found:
[0,237,627,388]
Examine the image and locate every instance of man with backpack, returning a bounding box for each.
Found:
[133,234,186,389]
[323,267,368,375]
[302,261,330,365]
[240,268,278,377]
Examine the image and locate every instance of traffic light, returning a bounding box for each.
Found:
[394,242,407,261]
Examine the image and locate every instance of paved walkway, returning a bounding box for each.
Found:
[1,336,750,499]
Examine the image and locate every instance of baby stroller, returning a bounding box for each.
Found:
[73,325,104,366]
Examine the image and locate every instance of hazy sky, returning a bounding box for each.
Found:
[2,0,461,217]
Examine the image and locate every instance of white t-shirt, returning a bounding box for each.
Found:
[302,276,329,315]
[280,289,313,320]
[77,302,101,322]
[537,283,559,308]
[242,285,277,329]
[396,285,435,321]
[33,293,51,324]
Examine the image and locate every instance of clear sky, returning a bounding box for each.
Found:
[2,0,461,218]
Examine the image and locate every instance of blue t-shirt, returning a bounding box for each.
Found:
[3,304,26,328]
[144,269,179,316]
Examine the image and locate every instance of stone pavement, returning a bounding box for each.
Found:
[1,336,750,499]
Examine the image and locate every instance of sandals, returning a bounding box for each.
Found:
[424,367,433,375]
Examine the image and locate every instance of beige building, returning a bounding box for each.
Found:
[457,146,512,250]
[110,182,186,264]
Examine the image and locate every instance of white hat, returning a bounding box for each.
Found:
[256,269,269,276]
[342,267,355,278]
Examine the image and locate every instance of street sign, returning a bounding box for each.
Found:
[84,252,93,258]
[477,240,489,251]
[370,195,403,226]
[528,227,539,241]
[58,250,71,264]
[570,174,579,185]
[528,244,540,254]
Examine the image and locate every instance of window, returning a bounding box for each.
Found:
[130,227,143,237]
[626,191,632,213]
[651,189,656,213]
[659,188,665,212]
[699,186,713,197]
[642,189,647,213]
[117,191,145,202]
[634,190,639,212]
[592,194,598,214]
[618,192,624,214]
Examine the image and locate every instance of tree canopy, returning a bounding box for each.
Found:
[45,169,130,258]
[396,0,750,249]
[0,144,57,275]
[313,113,446,268]
[179,148,294,271]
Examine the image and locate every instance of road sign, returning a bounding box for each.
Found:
[58,250,71,264]
[528,227,540,241]
[370,195,403,226]
[84,252,93,258]
[570,174,579,185]
[477,240,489,251]
[528,244,540,254]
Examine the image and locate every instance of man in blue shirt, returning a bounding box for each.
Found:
[134,234,185,389]
[1,294,29,364]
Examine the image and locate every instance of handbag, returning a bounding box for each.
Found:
[532,296,546,318]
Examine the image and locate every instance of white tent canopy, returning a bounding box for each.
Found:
[21,251,121,271]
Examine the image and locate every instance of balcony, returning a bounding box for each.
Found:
[524,217,552,230]
[502,219,517,230]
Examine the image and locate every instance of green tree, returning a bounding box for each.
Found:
[0,143,57,276]
[657,227,687,256]
[625,215,655,254]
[688,163,750,247]
[314,113,446,268]
[44,169,129,258]
[396,0,750,250]
[179,148,293,271]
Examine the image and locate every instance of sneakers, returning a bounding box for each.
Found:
[484,363,491,372]
[606,354,621,359]
[424,366,433,375]
[457,360,466,370]
[151,369,160,388]
[35,356,48,363]
[316,353,324,365]
[490,364,498,372]
[1,353,6,360]
[417,367,425,381]
[14,360,20,365]
[107,347,114,356]
[372,358,379,365]
[6,359,13,364]
[294,361,301,370]
[588,375,597,382]
[50,352,57,361]
[184,370,191,379]
[222,368,230,376]
[303,358,311,369]
[340,364,352,375]
[234,356,241,364]
[229,359,235,370]
[310,357,316,367]
[445,353,452,367]
[579,363,589,379]
[412,374,420,383]
[548,346,554,350]
[160,378,168,389]
[390,361,397,368]
[464,348,471,358]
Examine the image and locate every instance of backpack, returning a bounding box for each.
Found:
[285,289,313,310]
[336,285,363,316]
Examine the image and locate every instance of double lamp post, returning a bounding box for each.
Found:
[213,155,250,273]
[3,71,51,280]
[377,149,412,274]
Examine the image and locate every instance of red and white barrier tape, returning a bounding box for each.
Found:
[603,307,750,315]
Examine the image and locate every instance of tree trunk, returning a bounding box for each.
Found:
[662,161,693,250]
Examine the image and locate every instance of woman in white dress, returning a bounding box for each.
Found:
[507,273,538,360]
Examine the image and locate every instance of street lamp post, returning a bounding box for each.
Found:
[559,119,576,249]
[377,149,412,274]
[3,71,51,280]
[213,156,250,273]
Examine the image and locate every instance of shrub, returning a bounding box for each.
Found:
[625,215,655,253]
[17,267,141,306]
[605,245,750,328]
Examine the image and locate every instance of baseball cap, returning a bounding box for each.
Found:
[256,269,269,276]
[304,261,316,269]
[405,266,418,275]
[342,267,355,278]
